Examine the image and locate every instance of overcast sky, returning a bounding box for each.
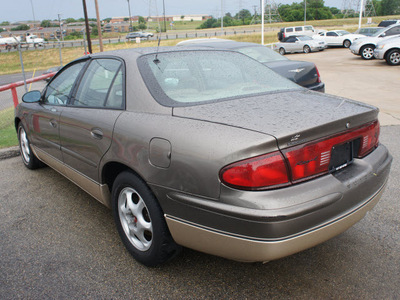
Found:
[1,0,346,23]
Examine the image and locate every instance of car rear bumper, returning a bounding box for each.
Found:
[306,81,325,93]
[165,181,386,262]
[157,144,392,262]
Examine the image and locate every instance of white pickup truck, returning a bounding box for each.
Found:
[0,33,45,50]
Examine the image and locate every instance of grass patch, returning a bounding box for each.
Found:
[0,107,17,149]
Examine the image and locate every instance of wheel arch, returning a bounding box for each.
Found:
[15,117,21,132]
[384,47,400,60]
[101,161,139,193]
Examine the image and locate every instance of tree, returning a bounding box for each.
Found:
[235,9,252,24]
[138,16,146,24]
[40,20,52,27]
[381,0,400,15]
[65,18,77,23]
[0,21,10,26]
[10,24,29,31]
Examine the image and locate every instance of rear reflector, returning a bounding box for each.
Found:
[220,121,379,190]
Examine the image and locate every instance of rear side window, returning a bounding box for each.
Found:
[295,27,303,32]
[72,58,124,109]
[286,28,293,33]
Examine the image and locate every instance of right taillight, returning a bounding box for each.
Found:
[220,121,380,190]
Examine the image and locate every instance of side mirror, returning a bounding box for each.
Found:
[380,33,386,37]
[22,90,41,103]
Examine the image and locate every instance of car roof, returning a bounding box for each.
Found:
[177,39,263,50]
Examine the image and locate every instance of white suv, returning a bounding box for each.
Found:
[278,25,316,41]
[374,36,400,65]
[349,24,400,59]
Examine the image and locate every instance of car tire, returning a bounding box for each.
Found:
[303,45,311,53]
[17,123,44,169]
[385,49,400,66]
[279,47,286,55]
[343,40,351,48]
[361,45,375,60]
[111,171,181,267]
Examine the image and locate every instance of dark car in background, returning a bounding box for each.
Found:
[177,39,325,92]
[16,47,391,267]
[378,20,400,27]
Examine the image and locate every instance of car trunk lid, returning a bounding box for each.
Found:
[172,90,378,150]
[265,60,320,88]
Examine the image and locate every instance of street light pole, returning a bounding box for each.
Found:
[304,0,307,25]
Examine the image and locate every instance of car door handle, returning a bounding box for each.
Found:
[90,128,103,140]
[49,120,57,128]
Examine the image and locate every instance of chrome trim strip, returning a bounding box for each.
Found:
[165,182,386,262]
[32,146,111,208]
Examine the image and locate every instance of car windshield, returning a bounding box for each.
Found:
[372,27,387,37]
[139,50,299,107]
[236,46,287,63]
[298,36,313,41]
[337,30,350,36]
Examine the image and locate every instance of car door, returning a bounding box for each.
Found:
[30,60,87,161]
[284,37,297,52]
[59,58,125,182]
[326,32,340,45]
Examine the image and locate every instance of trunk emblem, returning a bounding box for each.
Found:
[288,68,305,73]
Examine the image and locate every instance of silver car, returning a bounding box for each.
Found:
[374,36,400,65]
[274,35,326,55]
[16,47,392,266]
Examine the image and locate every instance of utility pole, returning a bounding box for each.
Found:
[82,0,92,54]
[94,0,103,52]
[30,0,36,25]
[162,0,167,32]
[127,0,133,32]
[304,0,307,25]
[58,14,64,41]
[221,0,224,33]
[261,0,265,45]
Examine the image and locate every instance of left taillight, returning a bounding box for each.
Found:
[315,65,321,83]
[220,151,290,190]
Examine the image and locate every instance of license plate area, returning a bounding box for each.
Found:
[329,141,354,172]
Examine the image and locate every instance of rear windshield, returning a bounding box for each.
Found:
[138,50,299,107]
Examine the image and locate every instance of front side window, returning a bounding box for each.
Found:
[327,32,338,37]
[72,58,123,108]
[43,61,86,105]
[385,26,400,36]
[139,50,299,107]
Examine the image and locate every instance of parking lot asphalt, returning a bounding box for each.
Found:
[0,125,398,299]
[289,47,400,126]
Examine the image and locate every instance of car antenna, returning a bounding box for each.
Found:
[153,31,162,64]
